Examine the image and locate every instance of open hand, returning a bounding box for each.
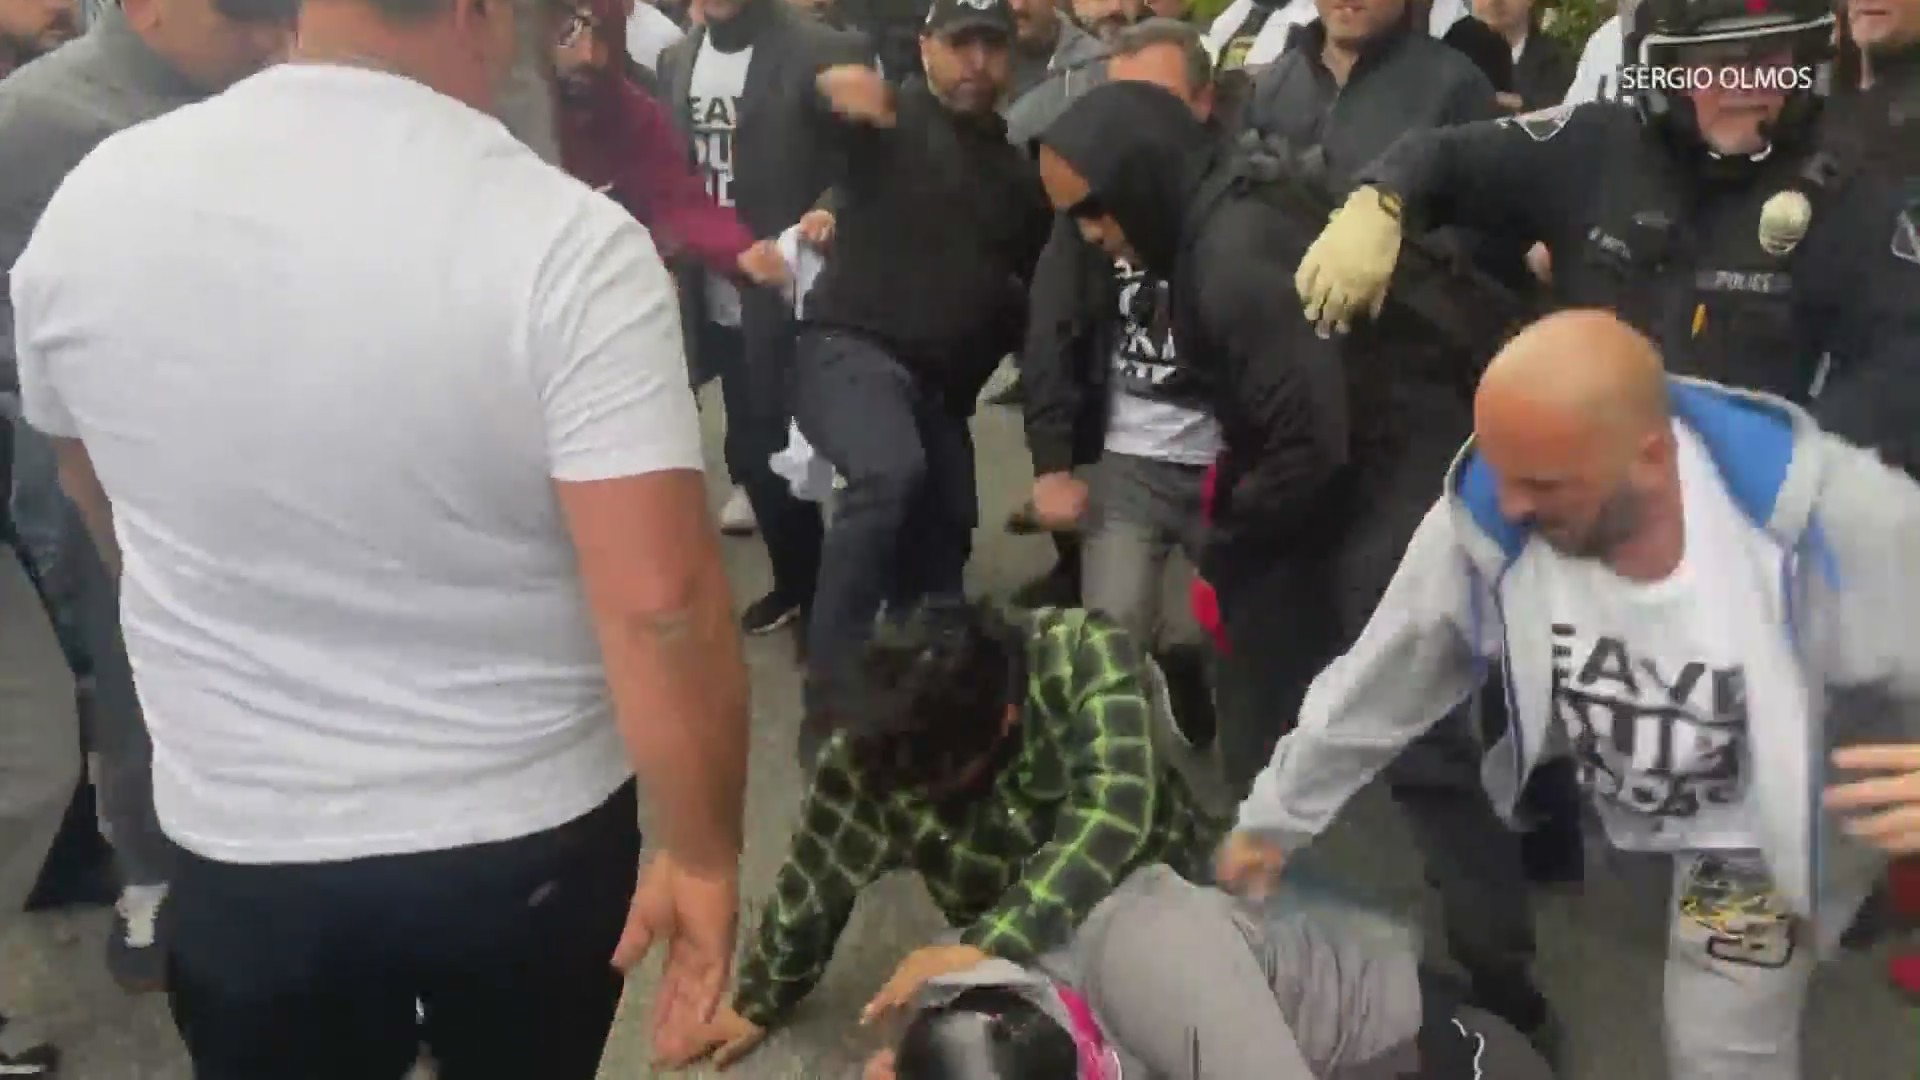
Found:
[612,853,740,1062]
[1827,744,1920,854]
[654,1003,767,1071]
[861,944,989,1025]
[1214,831,1287,901]
[737,239,791,289]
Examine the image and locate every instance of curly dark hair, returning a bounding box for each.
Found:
[841,598,1026,798]
[893,986,1079,1080]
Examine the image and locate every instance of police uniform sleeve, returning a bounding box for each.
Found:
[1807,200,1920,478]
[1357,100,1615,254]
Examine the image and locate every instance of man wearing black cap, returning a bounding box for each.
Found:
[791,0,1053,761]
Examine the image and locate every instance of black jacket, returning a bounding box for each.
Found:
[1358,99,1919,411]
[1802,43,1920,476]
[1240,19,1525,391]
[656,3,870,378]
[803,81,1054,410]
[1017,216,1215,477]
[1041,82,1390,570]
[1512,32,1575,111]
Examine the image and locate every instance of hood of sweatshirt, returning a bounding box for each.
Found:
[1037,80,1217,276]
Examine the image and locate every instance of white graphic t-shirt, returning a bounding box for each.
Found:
[1104,261,1219,466]
[1204,0,1315,71]
[1538,424,1800,854]
[691,40,753,327]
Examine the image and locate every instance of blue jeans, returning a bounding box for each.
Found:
[790,330,976,720]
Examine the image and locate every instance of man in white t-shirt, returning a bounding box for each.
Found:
[1217,310,1920,1079]
[10,0,751,1071]
[1560,4,1626,104]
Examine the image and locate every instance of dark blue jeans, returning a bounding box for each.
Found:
[791,329,976,724]
[698,320,823,607]
[167,783,639,1080]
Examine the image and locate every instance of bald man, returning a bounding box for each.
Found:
[1214,309,1920,1080]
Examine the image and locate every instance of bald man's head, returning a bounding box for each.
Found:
[1473,311,1679,559]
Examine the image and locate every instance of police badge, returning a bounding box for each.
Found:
[1757,189,1812,256]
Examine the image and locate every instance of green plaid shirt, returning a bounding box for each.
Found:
[733,607,1218,1027]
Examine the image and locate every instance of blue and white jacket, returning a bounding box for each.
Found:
[1238,378,1920,954]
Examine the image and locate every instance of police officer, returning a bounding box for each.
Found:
[1290,0,1918,420]
[1805,0,1920,475]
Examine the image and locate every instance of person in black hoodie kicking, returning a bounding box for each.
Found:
[1033,79,1558,1059]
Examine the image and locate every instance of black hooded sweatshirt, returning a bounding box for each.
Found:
[1040,82,1380,571]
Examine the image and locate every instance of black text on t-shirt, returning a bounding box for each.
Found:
[1550,624,1747,820]
[692,95,740,208]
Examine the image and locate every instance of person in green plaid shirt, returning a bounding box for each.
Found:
[660,598,1220,1069]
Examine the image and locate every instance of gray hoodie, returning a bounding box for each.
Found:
[915,866,1426,1079]
[1004,23,1110,147]
[1237,378,1920,953]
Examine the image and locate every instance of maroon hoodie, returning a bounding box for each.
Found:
[558,0,754,276]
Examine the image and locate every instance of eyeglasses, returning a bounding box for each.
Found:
[556,11,594,47]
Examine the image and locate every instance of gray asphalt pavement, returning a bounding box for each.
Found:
[2,373,1914,1079]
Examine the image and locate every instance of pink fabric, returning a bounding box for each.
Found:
[1054,985,1120,1080]
[1190,459,1229,654]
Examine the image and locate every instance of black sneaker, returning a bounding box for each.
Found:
[741,592,802,636]
[0,1015,59,1077]
[1009,565,1080,609]
[107,883,170,994]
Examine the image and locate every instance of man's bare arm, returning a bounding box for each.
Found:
[556,469,748,876]
[52,437,119,578]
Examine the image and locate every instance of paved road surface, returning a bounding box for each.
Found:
[4,375,1913,1078]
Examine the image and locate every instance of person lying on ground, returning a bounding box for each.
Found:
[862,864,1556,1080]
[660,599,1222,1069]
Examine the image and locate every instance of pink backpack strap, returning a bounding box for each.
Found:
[1053,985,1120,1080]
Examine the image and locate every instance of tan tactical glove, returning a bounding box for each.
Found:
[1295,186,1405,337]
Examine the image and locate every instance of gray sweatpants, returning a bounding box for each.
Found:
[1082,452,1209,647]
[0,545,81,935]
[1659,851,1820,1080]
[1075,867,1556,1080]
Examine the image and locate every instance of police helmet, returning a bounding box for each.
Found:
[1626,0,1835,151]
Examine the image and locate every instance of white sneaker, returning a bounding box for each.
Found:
[719,486,757,535]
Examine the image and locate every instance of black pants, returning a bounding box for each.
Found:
[167,783,640,1080]
[792,329,976,719]
[700,320,824,607]
[1213,384,1546,1033]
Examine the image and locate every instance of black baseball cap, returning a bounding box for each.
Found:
[923,0,1015,40]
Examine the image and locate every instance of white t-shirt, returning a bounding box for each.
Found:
[1104,262,1219,466]
[627,1,685,70]
[1562,14,1625,104]
[1428,0,1467,36]
[690,40,754,328]
[1538,424,1800,854]
[1204,0,1316,72]
[12,65,703,865]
